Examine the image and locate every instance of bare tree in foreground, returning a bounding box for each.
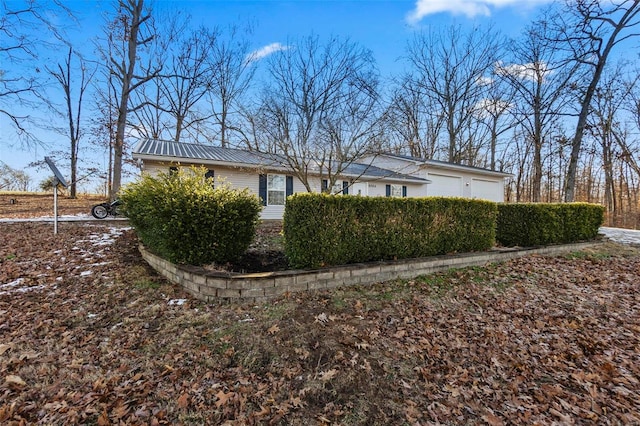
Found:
[556,0,640,202]
[102,0,161,199]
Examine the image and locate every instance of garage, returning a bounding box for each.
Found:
[471,178,502,202]
[427,173,463,197]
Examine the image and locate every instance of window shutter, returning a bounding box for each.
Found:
[205,169,215,187]
[321,179,328,192]
[342,181,349,195]
[286,176,294,197]
[402,185,407,197]
[259,174,267,206]
[385,184,391,197]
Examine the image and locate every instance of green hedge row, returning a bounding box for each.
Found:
[283,194,497,269]
[496,203,604,247]
[120,167,262,266]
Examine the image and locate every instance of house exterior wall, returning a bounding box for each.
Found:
[139,161,425,219]
[361,154,507,202]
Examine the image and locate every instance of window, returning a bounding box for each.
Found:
[386,184,407,197]
[322,179,349,194]
[331,181,343,195]
[259,174,293,206]
[267,174,286,205]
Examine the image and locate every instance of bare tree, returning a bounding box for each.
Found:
[255,35,380,191]
[497,19,579,201]
[0,161,31,191]
[475,68,517,171]
[130,24,211,143]
[586,64,636,215]
[554,0,640,202]
[47,47,95,198]
[405,24,502,164]
[383,75,444,159]
[163,27,216,142]
[207,25,256,147]
[0,0,73,144]
[101,0,162,199]
[614,66,640,182]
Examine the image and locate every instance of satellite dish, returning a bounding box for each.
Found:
[44,156,68,235]
[44,156,68,188]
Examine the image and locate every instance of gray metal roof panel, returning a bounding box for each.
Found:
[133,139,428,182]
[378,152,512,177]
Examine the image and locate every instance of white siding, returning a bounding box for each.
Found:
[138,160,490,219]
[426,173,463,197]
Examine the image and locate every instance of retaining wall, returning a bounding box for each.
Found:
[139,241,601,303]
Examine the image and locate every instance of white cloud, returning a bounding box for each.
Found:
[245,42,290,63]
[474,98,512,119]
[495,61,551,81]
[407,0,554,23]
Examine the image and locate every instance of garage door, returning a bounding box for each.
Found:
[471,178,501,202]
[427,173,463,197]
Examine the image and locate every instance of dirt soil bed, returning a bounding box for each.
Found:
[1,194,640,425]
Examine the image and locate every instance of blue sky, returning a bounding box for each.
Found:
[1,0,555,191]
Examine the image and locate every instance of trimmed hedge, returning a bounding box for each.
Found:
[496,202,604,247]
[283,194,497,269]
[120,167,262,266]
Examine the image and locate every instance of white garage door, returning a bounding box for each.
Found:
[427,173,463,197]
[471,178,501,201]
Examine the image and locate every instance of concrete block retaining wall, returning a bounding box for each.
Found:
[139,241,601,303]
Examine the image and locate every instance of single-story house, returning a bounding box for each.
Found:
[359,153,512,202]
[132,139,511,220]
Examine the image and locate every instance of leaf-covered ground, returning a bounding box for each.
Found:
[0,193,106,219]
[1,210,640,424]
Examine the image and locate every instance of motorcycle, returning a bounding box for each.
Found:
[91,199,122,219]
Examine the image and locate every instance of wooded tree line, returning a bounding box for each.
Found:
[2,0,640,226]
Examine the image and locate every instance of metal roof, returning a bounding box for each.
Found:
[133,139,429,183]
[377,152,513,177]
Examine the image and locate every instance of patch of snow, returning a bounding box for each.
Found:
[88,261,111,267]
[0,279,46,296]
[80,270,93,277]
[600,227,640,245]
[87,313,97,318]
[168,299,187,306]
[0,278,25,289]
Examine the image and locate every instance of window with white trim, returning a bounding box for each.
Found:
[390,184,403,197]
[267,174,286,205]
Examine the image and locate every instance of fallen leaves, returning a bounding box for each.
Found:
[4,375,26,387]
[1,222,640,424]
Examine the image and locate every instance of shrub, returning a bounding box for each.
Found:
[284,194,497,269]
[496,202,604,247]
[120,167,262,265]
